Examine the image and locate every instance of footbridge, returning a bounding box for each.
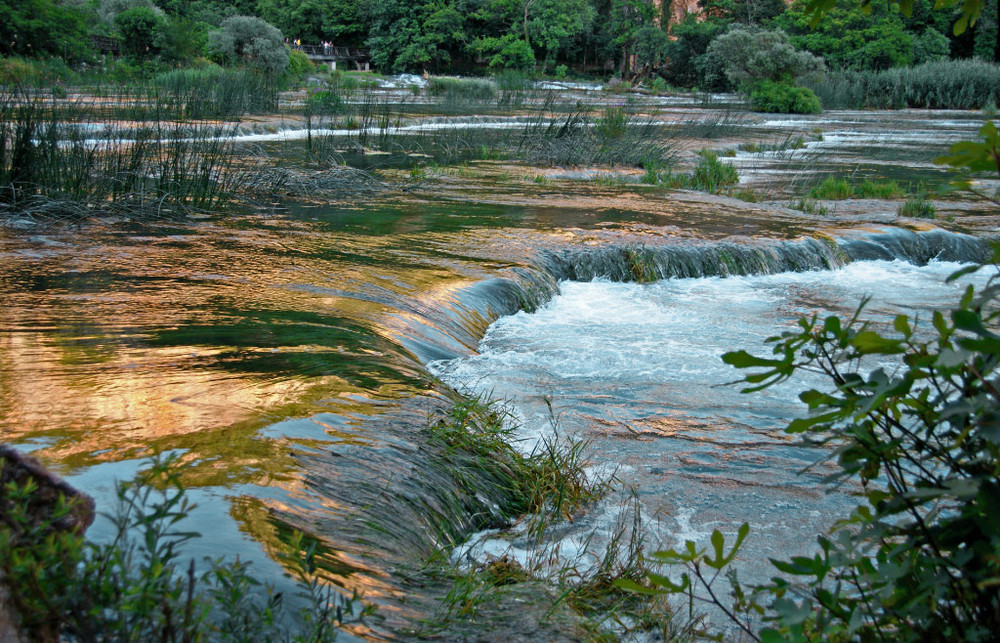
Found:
[293,44,371,71]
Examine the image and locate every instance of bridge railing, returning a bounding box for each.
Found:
[292,44,370,60]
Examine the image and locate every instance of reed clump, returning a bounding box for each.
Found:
[154,67,278,120]
[0,89,252,222]
[426,76,498,103]
[808,175,904,199]
[805,59,1000,109]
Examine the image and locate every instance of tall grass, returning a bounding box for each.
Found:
[426,77,498,104]
[0,90,253,221]
[805,59,1000,110]
[154,67,278,120]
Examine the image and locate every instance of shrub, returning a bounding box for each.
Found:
[690,151,739,192]
[0,452,361,641]
[631,262,1000,642]
[284,47,313,83]
[699,27,825,92]
[747,80,822,114]
[115,6,166,60]
[208,15,288,76]
[305,88,344,114]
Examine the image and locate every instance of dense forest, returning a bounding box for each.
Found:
[1,0,997,83]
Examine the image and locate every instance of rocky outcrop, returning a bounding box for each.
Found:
[0,446,96,643]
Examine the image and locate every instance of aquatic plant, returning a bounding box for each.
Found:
[792,197,830,216]
[154,67,279,120]
[809,175,904,200]
[805,60,1000,110]
[898,194,936,218]
[0,89,256,222]
[426,77,498,103]
[689,151,739,192]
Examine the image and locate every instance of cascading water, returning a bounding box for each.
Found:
[429,253,997,610]
[1,207,994,639]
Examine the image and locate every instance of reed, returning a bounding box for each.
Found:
[0,89,251,222]
[154,67,278,120]
[805,59,1000,110]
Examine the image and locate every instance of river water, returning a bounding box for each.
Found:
[0,102,996,638]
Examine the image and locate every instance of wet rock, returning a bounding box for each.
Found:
[0,446,96,643]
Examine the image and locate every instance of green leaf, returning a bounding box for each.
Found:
[647,571,690,593]
[722,350,786,369]
[850,330,904,354]
[893,314,910,336]
[613,578,663,595]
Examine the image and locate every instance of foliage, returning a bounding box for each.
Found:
[663,14,731,88]
[0,452,364,641]
[747,79,823,113]
[595,104,631,139]
[699,27,826,91]
[774,0,961,70]
[0,57,76,87]
[208,15,289,76]
[305,88,345,114]
[897,194,936,217]
[807,175,904,199]
[426,76,498,101]
[285,48,315,82]
[634,25,671,72]
[691,150,740,191]
[525,0,596,71]
[0,90,258,220]
[258,0,365,46]
[97,0,159,24]
[935,119,1000,203]
[472,35,537,71]
[645,151,739,193]
[115,6,167,60]
[155,66,279,118]
[0,0,94,62]
[627,261,1000,641]
[805,59,1000,109]
[155,17,211,65]
[428,397,611,528]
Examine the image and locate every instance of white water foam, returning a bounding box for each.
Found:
[430,259,995,600]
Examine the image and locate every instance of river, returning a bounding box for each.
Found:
[0,99,996,638]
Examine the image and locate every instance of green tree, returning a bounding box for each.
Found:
[0,0,94,61]
[771,0,916,69]
[257,0,366,45]
[208,15,289,75]
[114,6,166,60]
[699,26,825,90]
[609,0,656,75]
[526,0,596,71]
[663,13,730,87]
[633,24,670,74]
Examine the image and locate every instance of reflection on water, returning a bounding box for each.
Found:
[0,104,994,637]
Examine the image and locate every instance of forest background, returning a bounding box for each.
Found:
[3,0,998,90]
